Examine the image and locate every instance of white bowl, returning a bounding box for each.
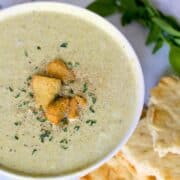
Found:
[0,2,144,180]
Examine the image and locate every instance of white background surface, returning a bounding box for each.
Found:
[0,0,179,179]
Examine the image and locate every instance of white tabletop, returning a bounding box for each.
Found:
[0,0,179,179]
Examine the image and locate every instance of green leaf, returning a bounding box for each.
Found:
[152,17,180,37]
[169,45,180,73]
[146,24,161,45]
[121,12,136,25]
[87,0,117,17]
[161,14,180,30]
[152,38,163,53]
[174,38,180,46]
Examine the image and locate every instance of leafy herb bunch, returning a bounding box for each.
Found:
[87,0,180,73]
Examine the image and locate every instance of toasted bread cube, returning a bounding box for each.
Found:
[47,59,75,83]
[68,97,79,121]
[45,97,69,124]
[45,114,60,125]
[75,95,87,108]
[32,75,61,109]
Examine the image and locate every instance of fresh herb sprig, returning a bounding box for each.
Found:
[87,0,180,73]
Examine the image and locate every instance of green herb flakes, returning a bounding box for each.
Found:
[70,80,75,84]
[26,76,32,81]
[60,139,68,144]
[74,62,80,67]
[88,92,97,104]
[36,117,47,122]
[14,121,22,126]
[32,149,37,155]
[21,88,26,93]
[60,138,68,149]
[66,62,73,69]
[68,89,74,95]
[37,46,41,50]
[49,136,53,142]
[63,127,68,132]
[86,119,97,126]
[24,50,28,57]
[14,135,19,140]
[74,125,80,131]
[60,145,68,149]
[33,111,38,115]
[83,83,88,93]
[8,86,13,92]
[23,101,29,105]
[61,118,69,125]
[60,42,68,48]
[89,105,95,113]
[92,97,97,104]
[15,93,20,98]
[29,92,34,98]
[40,130,51,143]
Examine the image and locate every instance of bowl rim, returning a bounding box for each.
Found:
[0,2,144,180]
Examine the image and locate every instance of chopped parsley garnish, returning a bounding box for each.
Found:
[61,117,69,125]
[40,130,51,143]
[66,61,80,69]
[63,127,68,132]
[92,96,97,104]
[60,138,68,149]
[61,146,68,149]
[36,117,47,122]
[24,50,28,57]
[18,104,23,108]
[29,92,34,98]
[74,62,80,67]
[54,94,60,101]
[14,135,19,140]
[8,86,13,92]
[74,125,80,131]
[88,92,97,104]
[15,93,20,98]
[68,89,74,95]
[83,83,88,93]
[70,80,75,84]
[66,62,73,69]
[89,105,95,113]
[33,111,38,115]
[86,119,96,126]
[14,121,22,126]
[37,46,41,50]
[26,76,32,81]
[49,136,53,142]
[32,149,37,155]
[60,42,68,48]
[23,101,30,105]
[21,88,26,93]
[60,139,68,144]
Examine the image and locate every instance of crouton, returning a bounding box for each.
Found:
[75,95,87,108]
[47,59,75,83]
[68,97,79,121]
[32,75,61,109]
[45,97,69,124]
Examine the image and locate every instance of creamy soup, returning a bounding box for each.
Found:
[0,11,139,176]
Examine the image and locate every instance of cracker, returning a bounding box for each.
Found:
[81,151,155,180]
[122,118,180,180]
[148,76,180,156]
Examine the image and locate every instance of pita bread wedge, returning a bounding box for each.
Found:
[148,76,180,156]
[81,152,155,180]
[122,118,180,180]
